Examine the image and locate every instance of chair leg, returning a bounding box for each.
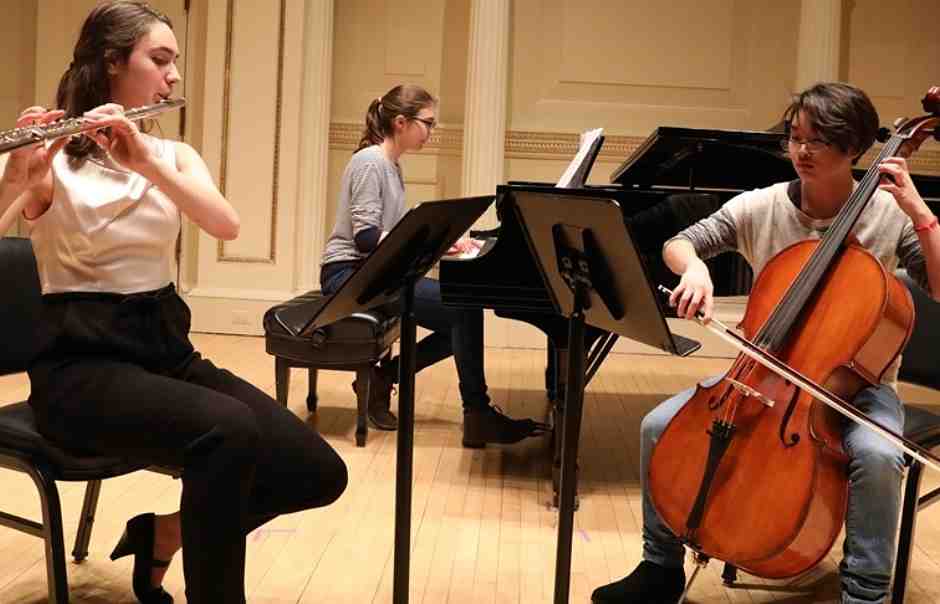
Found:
[307,368,319,412]
[72,480,102,562]
[892,461,924,604]
[355,365,370,447]
[26,465,70,604]
[275,356,290,406]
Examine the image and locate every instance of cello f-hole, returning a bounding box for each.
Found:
[778,387,802,448]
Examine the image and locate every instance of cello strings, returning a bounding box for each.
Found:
[754,136,903,351]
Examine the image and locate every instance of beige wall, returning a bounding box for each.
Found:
[5,0,940,345]
[0,0,37,236]
[0,1,37,127]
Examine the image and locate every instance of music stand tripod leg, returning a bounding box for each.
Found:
[393,282,417,604]
[553,280,588,604]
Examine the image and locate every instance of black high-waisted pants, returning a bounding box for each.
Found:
[27,284,348,603]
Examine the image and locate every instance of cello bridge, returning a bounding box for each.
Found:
[724,377,775,408]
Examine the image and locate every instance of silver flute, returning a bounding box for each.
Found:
[0,98,185,155]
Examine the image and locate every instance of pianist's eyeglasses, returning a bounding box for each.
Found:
[411,117,437,131]
[781,137,832,154]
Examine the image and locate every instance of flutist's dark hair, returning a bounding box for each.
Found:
[357,84,437,153]
[56,1,172,160]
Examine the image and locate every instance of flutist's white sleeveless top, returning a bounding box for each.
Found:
[27,137,180,294]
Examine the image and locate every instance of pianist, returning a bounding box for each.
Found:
[319,84,546,447]
[592,82,940,604]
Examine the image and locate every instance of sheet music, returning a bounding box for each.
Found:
[556,127,604,188]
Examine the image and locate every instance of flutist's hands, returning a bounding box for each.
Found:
[83,104,157,176]
[1,107,68,195]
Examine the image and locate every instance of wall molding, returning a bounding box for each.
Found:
[217,0,287,264]
[327,121,940,176]
[328,121,463,155]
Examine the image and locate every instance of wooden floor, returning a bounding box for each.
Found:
[1,334,940,603]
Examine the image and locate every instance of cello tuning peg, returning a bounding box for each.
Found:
[893,117,908,129]
[875,127,891,143]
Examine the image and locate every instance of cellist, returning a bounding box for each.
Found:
[592,82,940,604]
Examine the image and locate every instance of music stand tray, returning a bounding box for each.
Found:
[275,196,493,336]
[276,195,495,604]
[513,190,699,355]
[511,189,699,604]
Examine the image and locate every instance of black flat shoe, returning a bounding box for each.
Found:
[110,513,173,604]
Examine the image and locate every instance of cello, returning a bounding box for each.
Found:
[648,87,940,590]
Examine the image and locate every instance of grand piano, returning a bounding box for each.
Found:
[439,125,940,498]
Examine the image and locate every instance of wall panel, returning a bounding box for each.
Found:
[0,1,38,236]
[846,0,940,169]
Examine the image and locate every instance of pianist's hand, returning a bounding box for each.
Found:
[670,259,714,323]
[446,237,483,256]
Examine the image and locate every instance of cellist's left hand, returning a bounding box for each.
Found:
[879,157,932,223]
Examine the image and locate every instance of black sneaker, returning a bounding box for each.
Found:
[353,367,397,431]
[461,405,548,448]
[591,561,685,604]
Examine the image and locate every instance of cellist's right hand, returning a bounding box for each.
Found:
[670,258,715,323]
[1,107,68,195]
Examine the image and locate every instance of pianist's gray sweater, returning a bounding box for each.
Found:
[321,145,406,267]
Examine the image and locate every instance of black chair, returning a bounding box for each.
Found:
[890,272,940,603]
[264,291,400,446]
[719,271,940,602]
[0,236,152,603]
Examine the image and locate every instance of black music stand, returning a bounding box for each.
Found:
[275,195,495,604]
[511,190,699,604]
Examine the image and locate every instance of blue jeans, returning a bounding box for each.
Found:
[321,266,490,409]
[639,376,904,604]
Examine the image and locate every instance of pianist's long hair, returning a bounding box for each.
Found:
[357,84,438,153]
[55,1,172,160]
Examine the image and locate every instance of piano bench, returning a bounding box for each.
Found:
[263,290,401,447]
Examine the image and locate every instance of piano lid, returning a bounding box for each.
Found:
[610,126,793,191]
[610,125,940,203]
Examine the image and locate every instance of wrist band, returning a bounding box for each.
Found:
[914,216,939,233]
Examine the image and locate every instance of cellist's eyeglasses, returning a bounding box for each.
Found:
[782,137,832,154]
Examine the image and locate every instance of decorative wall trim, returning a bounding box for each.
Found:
[859,147,940,176]
[185,286,301,302]
[503,130,643,161]
[217,0,286,264]
[327,122,940,175]
[328,121,463,155]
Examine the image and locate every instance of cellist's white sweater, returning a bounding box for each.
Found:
[666,179,929,387]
